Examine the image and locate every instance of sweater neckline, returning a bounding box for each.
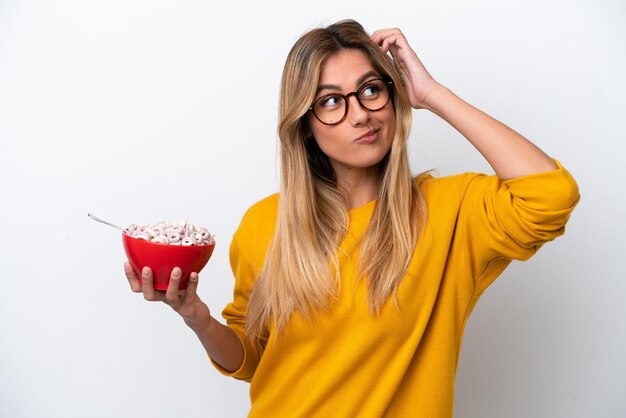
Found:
[348,199,377,220]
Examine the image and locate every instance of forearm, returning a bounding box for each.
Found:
[423,83,558,180]
[187,315,244,373]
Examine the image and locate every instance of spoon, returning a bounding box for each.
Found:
[88,213,127,232]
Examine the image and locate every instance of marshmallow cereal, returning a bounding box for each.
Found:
[125,220,214,246]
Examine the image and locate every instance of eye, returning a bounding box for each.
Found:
[318,94,344,108]
[360,82,381,99]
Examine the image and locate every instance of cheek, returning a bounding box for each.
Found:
[383,111,397,140]
[312,136,336,157]
[388,123,397,141]
[308,123,336,151]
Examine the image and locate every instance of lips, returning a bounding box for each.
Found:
[354,128,380,144]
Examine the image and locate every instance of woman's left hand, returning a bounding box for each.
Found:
[371,28,440,110]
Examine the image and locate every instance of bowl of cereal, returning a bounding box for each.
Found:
[88,214,215,291]
[122,220,215,290]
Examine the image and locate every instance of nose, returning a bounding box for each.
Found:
[346,93,369,125]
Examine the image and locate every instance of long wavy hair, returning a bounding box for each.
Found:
[245,20,429,341]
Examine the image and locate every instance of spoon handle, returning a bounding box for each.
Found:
[88,213,126,232]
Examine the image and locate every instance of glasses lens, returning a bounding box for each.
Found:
[358,79,390,111]
[313,94,345,125]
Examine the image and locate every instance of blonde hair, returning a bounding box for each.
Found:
[245,20,428,341]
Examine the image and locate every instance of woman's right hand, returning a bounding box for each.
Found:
[124,262,212,332]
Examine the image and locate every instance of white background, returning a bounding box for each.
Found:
[1,0,624,417]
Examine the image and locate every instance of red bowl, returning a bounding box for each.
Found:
[122,233,215,290]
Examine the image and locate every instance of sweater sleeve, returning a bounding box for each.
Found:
[208,228,268,382]
[456,159,580,295]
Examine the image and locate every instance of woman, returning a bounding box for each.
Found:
[125,20,579,417]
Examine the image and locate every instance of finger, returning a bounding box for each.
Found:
[124,262,142,292]
[370,30,383,46]
[371,28,403,46]
[141,267,160,301]
[182,272,199,304]
[164,267,183,308]
[381,38,391,54]
[381,34,408,56]
[370,28,400,40]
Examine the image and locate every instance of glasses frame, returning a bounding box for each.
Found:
[308,78,394,126]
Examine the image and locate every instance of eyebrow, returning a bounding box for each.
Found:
[316,70,381,94]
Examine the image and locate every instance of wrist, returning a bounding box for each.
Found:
[185,312,214,335]
[421,82,453,114]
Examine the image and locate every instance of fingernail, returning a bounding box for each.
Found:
[190,273,197,282]
[142,267,149,277]
[173,268,181,278]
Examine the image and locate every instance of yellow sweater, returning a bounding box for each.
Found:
[211,160,580,417]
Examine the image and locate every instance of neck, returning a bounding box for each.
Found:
[334,164,383,209]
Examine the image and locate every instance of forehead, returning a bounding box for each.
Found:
[317,49,378,87]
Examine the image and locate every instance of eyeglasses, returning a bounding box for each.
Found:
[308,78,393,126]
